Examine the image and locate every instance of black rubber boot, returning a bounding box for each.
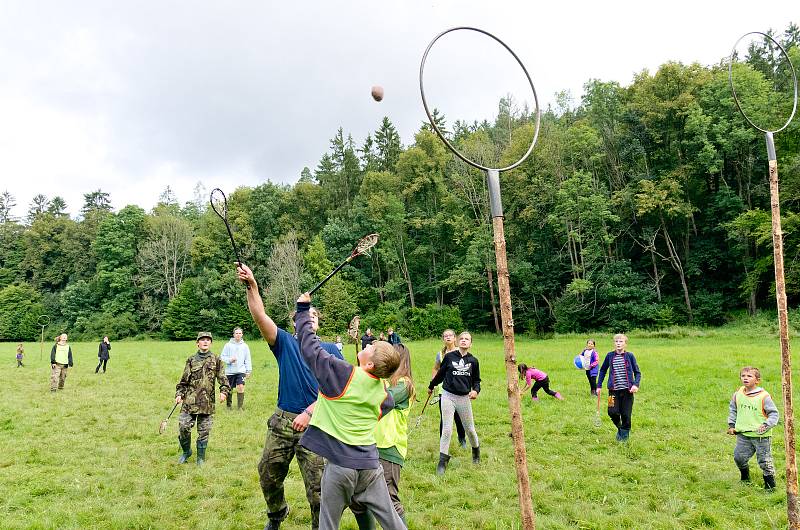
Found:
[226,392,232,409]
[617,429,630,442]
[436,452,450,475]
[739,466,750,482]
[177,436,192,464]
[472,446,481,464]
[353,510,376,530]
[196,441,207,465]
[264,507,288,530]
[764,475,776,490]
[237,392,245,410]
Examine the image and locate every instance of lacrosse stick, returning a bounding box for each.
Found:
[159,402,179,434]
[308,233,378,295]
[413,391,433,429]
[210,188,250,290]
[594,389,602,427]
[348,315,360,356]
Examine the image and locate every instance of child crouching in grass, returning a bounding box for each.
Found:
[727,366,779,489]
[294,292,406,530]
[518,363,563,401]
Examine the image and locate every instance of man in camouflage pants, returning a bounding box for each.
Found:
[238,264,345,530]
[175,332,230,465]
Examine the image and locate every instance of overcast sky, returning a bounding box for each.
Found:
[0,1,796,218]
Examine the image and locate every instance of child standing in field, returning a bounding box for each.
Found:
[579,339,599,396]
[427,331,482,475]
[174,332,230,465]
[431,329,467,448]
[596,333,641,442]
[16,343,24,367]
[294,292,406,530]
[518,363,563,401]
[727,366,779,489]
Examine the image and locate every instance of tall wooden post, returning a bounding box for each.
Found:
[766,132,799,528]
[489,169,536,530]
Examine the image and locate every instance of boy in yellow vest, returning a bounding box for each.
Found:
[727,366,779,489]
[294,292,406,530]
[50,333,73,392]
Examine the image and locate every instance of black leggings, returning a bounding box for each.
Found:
[531,377,557,398]
[439,397,466,442]
[95,359,108,373]
[608,390,634,430]
[586,371,597,393]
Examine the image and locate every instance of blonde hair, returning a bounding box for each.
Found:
[440,328,456,357]
[390,343,416,402]
[370,341,401,379]
[741,366,762,381]
[613,333,628,343]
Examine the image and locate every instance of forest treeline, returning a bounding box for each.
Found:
[1,26,799,341]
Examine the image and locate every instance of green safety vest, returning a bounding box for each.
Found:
[734,386,771,438]
[311,367,387,446]
[374,378,411,458]
[55,344,70,365]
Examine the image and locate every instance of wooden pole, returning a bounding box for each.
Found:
[766,144,799,527]
[487,167,535,530]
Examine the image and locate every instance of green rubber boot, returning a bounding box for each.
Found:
[196,441,207,465]
[353,510,376,530]
[177,435,192,464]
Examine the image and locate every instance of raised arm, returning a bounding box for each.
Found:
[237,263,278,346]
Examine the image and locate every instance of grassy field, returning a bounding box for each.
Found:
[1,332,797,529]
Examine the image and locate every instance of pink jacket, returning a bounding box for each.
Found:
[525,368,547,386]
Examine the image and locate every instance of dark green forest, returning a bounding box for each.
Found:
[1,27,799,341]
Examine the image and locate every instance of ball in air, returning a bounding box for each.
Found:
[371,85,384,102]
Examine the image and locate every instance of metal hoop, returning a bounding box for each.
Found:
[419,26,541,172]
[37,314,50,327]
[729,31,798,134]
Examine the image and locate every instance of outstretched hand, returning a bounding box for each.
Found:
[236,263,255,286]
[297,292,311,304]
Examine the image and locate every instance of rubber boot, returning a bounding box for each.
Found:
[178,435,192,464]
[196,441,207,465]
[436,452,450,475]
[226,392,232,409]
[739,466,750,482]
[617,428,630,442]
[264,506,288,530]
[237,392,245,410]
[764,475,776,490]
[353,510,376,530]
[472,446,481,464]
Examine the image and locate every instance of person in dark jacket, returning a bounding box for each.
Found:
[427,331,481,475]
[387,327,402,345]
[596,333,641,442]
[96,336,111,373]
[361,328,376,351]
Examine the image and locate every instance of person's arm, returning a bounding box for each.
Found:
[50,344,56,365]
[295,295,354,397]
[727,392,738,434]
[428,356,448,391]
[98,344,102,357]
[237,263,278,346]
[175,360,191,402]
[762,394,780,431]
[216,356,231,400]
[471,358,481,394]
[629,353,641,391]
[219,343,232,364]
[589,350,599,369]
[431,352,442,379]
[244,346,252,375]
[596,354,610,391]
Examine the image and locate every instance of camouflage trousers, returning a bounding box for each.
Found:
[259,408,324,529]
[178,412,213,444]
[50,364,68,391]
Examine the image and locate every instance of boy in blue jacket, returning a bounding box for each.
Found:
[596,333,641,441]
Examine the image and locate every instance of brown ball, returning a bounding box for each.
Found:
[371,85,384,102]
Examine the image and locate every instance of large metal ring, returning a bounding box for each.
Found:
[729,31,798,134]
[37,314,51,327]
[419,27,541,172]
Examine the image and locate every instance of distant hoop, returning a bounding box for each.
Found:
[729,31,798,134]
[419,26,541,172]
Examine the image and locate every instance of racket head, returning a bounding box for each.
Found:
[352,233,379,258]
[419,26,541,172]
[159,418,168,435]
[729,31,798,134]
[209,188,229,220]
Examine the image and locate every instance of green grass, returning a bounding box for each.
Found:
[1,334,795,529]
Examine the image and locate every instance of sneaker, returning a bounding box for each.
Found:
[531,396,539,401]
[554,392,563,400]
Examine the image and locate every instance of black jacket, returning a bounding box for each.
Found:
[361,334,376,350]
[429,350,481,396]
[98,341,111,360]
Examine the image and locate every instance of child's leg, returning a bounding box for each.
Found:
[196,414,213,444]
[619,392,634,430]
[586,371,597,394]
[454,410,467,444]
[352,467,406,530]
[178,412,195,444]
[380,458,405,517]
[733,435,756,470]
[452,395,480,449]
[295,443,325,529]
[58,366,68,389]
[531,380,543,398]
[318,463,357,530]
[540,377,558,397]
[439,395,456,455]
[50,364,61,391]
[754,438,776,477]
[102,359,107,372]
[607,391,622,428]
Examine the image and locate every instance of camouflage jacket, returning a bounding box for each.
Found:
[175,351,231,414]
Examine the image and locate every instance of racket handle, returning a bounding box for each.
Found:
[309,260,349,295]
